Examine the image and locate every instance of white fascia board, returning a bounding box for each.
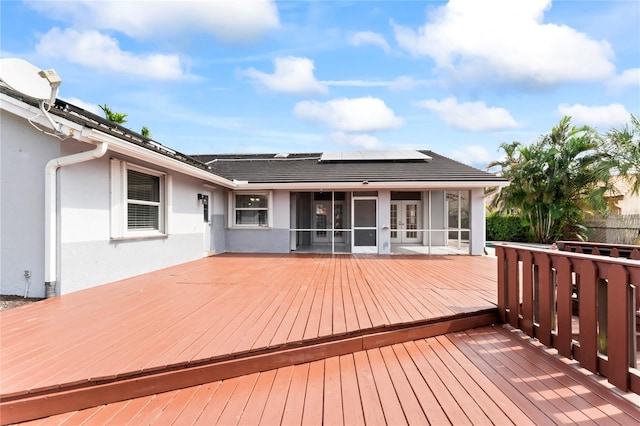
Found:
[1,93,236,189]
[235,180,509,191]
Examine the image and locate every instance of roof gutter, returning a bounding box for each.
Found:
[44,129,108,298]
[234,180,509,191]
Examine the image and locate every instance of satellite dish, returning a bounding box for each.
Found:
[0,58,52,101]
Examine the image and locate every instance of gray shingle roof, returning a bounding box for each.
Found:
[2,87,504,187]
[191,151,505,184]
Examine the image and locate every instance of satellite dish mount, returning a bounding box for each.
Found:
[37,69,62,107]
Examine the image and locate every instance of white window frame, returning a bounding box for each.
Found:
[228,190,273,228]
[110,159,171,239]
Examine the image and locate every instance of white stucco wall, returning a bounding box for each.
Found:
[1,111,61,297]
[57,147,214,294]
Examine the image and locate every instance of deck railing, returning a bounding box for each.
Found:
[496,243,640,393]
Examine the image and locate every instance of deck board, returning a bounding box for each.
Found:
[257,365,292,425]
[322,356,343,425]
[237,368,276,425]
[169,382,220,425]
[338,354,365,425]
[280,363,309,425]
[353,350,387,425]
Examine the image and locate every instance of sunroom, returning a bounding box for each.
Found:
[289,189,473,255]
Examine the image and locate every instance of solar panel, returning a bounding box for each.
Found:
[320,149,431,162]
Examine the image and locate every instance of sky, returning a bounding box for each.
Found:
[1,0,639,169]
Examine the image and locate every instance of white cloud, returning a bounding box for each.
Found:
[320,75,434,90]
[608,68,640,89]
[392,0,615,85]
[61,97,102,116]
[26,0,279,43]
[415,97,518,131]
[389,76,435,91]
[322,80,390,88]
[348,31,391,54]
[243,57,328,95]
[449,145,493,168]
[293,97,403,132]
[557,103,631,128]
[327,132,382,149]
[36,28,189,80]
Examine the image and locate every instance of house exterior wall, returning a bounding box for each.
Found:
[57,147,212,295]
[1,111,60,298]
[224,189,291,253]
[618,193,640,215]
[0,109,223,296]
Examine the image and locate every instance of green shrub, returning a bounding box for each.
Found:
[486,214,527,242]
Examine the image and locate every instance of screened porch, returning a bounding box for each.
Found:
[288,190,473,255]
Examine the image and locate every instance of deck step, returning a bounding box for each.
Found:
[0,310,497,424]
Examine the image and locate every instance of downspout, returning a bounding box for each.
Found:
[44,139,108,298]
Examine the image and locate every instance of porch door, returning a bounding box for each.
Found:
[352,197,377,254]
[313,201,345,244]
[390,201,422,244]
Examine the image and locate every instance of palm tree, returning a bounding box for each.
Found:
[489,116,611,243]
[99,104,127,124]
[141,126,151,138]
[602,114,640,195]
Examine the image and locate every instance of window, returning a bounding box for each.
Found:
[111,159,169,238]
[230,192,271,227]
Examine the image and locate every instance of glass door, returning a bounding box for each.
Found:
[312,201,345,244]
[352,197,377,254]
[390,201,422,244]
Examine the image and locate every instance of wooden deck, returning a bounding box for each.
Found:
[17,326,640,425]
[2,253,639,424]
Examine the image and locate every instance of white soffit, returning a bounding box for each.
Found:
[320,149,431,162]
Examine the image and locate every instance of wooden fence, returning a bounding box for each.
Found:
[496,243,640,393]
[583,214,640,244]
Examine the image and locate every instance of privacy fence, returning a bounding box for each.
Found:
[584,214,640,245]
